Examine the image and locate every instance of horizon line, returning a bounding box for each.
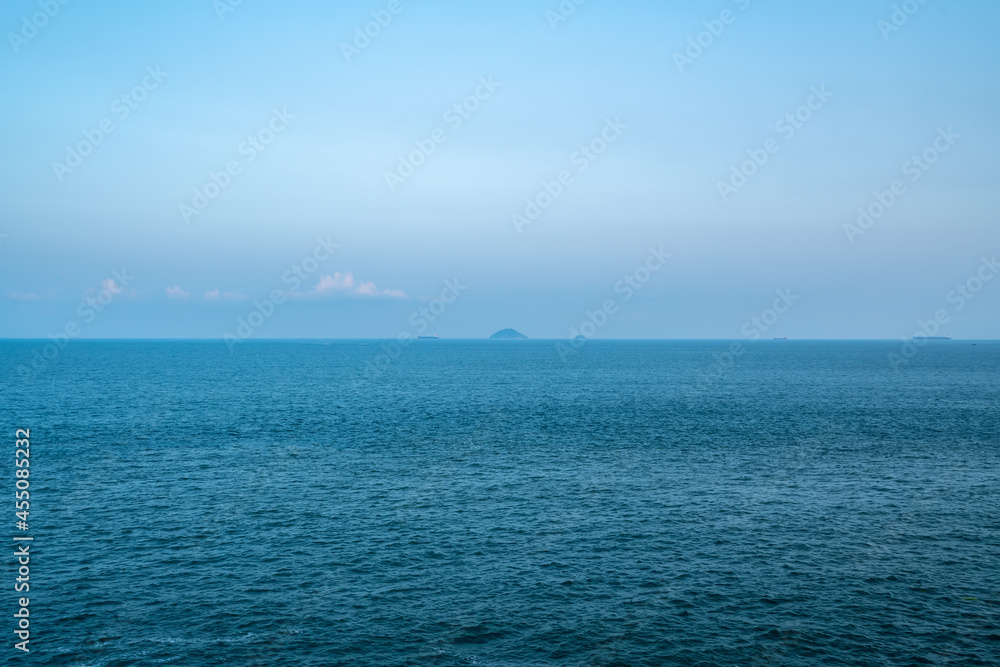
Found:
[0,338,995,343]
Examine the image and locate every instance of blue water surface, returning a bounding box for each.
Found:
[1,340,998,666]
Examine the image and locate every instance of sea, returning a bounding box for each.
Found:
[1,339,998,666]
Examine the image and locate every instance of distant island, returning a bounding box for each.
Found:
[490,328,528,340]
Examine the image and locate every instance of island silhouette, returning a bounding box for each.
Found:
[489,329,528,339]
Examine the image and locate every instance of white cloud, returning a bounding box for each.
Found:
[165,285,190,299]
[355,281,379,296]
[6,288,57,301]
[314,273,405,298]
[205,289,249,300]
[314,272,355,293]
[206,275,405,303]
[6,291,41,301]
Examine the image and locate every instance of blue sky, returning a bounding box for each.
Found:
[1,0,998,339]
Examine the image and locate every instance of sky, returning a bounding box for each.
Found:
[1,0,998,340]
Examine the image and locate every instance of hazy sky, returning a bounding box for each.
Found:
[2,0,998,339]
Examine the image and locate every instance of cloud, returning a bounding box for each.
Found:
[6,291,41,301]
[6,288,57,301]
[313,273,406,298]
[205,289,250,300]
[208,275,405,302]
[355,281,379,296]
[315,272,355,293]
[165,285,190,299]
[84,281,125,297]
[356,281,406,298]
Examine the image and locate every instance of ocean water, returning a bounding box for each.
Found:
[2,340,999,666]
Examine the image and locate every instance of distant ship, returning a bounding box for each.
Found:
[773,337,788,341]
[418,335,440,340]
[921,336,952,341]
